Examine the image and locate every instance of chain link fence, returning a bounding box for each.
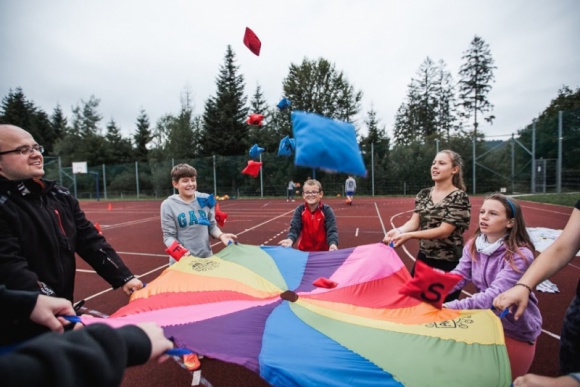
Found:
[43,152,579,201]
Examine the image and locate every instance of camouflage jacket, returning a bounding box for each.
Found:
[415,188,471,261]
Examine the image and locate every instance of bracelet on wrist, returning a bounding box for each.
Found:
[396,228,404,234]
[515,282,533,293]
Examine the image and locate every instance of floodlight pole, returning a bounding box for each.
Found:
[89,171,100,201]
[557,111,563,193]
[213,155,217,196]
[371,142,375,196]
[102,164,107,200]
[135,161,140,199]
[259,153,264,198]
[472,133,476,195]
[58,157,63,186]
[531,121,536,193]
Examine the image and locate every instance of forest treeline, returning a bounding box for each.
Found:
[2,35,579,196]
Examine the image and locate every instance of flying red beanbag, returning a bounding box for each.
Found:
[246,113,264,126]
[243,27,261,56]
[165,240,190,262]
[398,260,463,309]
[215,203,228,227]
[241,160,262,178]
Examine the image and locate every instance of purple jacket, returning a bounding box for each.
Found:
[446,242,542,343]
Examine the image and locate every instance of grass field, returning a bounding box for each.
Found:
[512,192,579,207]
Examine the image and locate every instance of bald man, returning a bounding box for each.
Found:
[0,124,143,345]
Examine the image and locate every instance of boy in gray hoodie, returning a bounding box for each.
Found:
[160,164,237,264]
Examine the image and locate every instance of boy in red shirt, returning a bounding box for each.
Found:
[279,179,338,251]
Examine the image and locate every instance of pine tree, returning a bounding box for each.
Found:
[250,84,268,114]
[409,57,439,138]
[434,60,460,141]
[133,108,151,162]
[393,103,414,146]
[361,109,388,152]
[200,45,249,156]
[0,88,55,153]
[70,95,103,137]
[0,87,33,128]
[50,104,68,140]
[248,84,274,149]
[360,108,390,171]
[56,96,105,165]
[105,119,133,163]
[458,35,496,134]
[166,89,199,159]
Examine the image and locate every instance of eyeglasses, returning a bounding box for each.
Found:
[0,145,44,156]
[303,191,320,196]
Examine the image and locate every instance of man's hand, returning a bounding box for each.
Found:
[136,322,174,363]
[30,294,75,333]
[123,278,144,296]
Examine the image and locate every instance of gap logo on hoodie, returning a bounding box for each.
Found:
[178,210,210,227]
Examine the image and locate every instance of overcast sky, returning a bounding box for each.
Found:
[2,0,579,141]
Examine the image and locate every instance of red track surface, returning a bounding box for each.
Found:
[75,196,577,386]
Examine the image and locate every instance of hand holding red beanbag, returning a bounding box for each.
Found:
[165,240,190,262]
[399,260,462,309]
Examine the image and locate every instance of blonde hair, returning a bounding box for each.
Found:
[438,150,466,191]
[303,179,322,191]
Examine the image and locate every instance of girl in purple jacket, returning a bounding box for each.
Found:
[444,193,542,381]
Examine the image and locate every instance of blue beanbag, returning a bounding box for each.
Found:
[249,144,265,159]
[277,135,296,157]
[291,111,366,176]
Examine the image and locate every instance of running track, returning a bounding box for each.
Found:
[73,197,578,386]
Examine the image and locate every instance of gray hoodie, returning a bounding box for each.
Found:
[160,193,222,259]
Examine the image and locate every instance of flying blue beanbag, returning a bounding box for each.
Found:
[249,144,265,159]
[291,111,367,177]
[277,97,291,111]
[277,135,295,157]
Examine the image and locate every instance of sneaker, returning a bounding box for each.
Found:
[292,199,295,202]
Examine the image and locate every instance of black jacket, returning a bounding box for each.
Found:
[0,285,151,387]
[0,177,135,301]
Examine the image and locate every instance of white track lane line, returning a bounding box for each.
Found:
[82,209,296,301]
[210,209,295,248]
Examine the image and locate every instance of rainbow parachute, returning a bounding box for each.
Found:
[85,243,511,386]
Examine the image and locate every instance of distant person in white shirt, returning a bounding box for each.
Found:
[287,179,296,202]
[345,175,356,205]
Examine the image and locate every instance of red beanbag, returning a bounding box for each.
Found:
[313,277,338,289]
[215,203,228,227]
[399,260,462,308]
[165,240,190,262]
